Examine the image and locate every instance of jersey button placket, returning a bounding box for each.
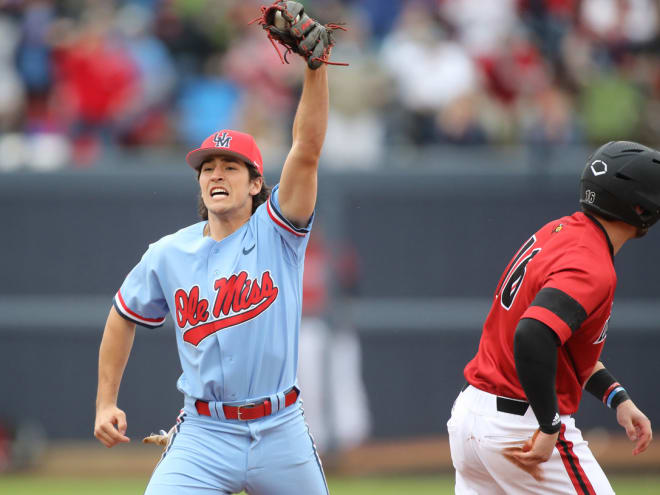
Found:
[208,245,228,400]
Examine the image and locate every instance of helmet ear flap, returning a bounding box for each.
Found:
[580,182,632,224]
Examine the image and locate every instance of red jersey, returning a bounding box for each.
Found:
[464,212,616,414]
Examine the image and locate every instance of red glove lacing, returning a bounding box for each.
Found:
[249,2,348,67]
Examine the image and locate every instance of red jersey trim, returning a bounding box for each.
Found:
[266,199,307,237]
[521,306,572,343]
[114,290,166,327]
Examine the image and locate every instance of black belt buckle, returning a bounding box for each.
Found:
[496,396,529,416]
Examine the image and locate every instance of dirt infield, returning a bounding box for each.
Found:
[33,432,660,478]
[327,432,660,476]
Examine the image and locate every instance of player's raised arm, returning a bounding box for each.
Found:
[94,306,136,448]
[251,0,345,227]
[278,65,328,226]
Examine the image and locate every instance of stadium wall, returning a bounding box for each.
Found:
[1,167,659,440]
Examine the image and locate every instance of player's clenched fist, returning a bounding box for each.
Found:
[94,405,130,448]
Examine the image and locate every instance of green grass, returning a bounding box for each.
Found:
[0,473,658,494]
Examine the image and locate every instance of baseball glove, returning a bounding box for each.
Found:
[251,0,347,69]
[142,426,175,448]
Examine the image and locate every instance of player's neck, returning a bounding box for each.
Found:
[205,211,251,241]
[590,214,637,255]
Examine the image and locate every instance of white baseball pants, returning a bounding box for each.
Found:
[447,385,615,494]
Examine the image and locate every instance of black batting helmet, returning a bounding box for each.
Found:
[580,141,660,229]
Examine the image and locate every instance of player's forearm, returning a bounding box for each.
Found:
[291,66,328,161]
[514,318,562,434]
[96,308,136,410]
[584,364,631,409]
[585,361,605,383]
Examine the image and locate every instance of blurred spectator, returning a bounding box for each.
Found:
[521,86,580,144]
[220,14,301,153]
[0,418,10,472]
[153,0,231,75]
[581,71,643,142]
[379,2,483,146]
[0,15,25,133]
[478,28,550,107]
[347,0,402,40]
[435,93,488,145]
[114,2,177,146]
[0,12,71,172]
[323,5,388,168]
[580,0,658,45]
[16,1,54,98]
[519,0,576,66]
[0,0,658,171]
[439,0,519,59]
[49,4,139,165]
[0,417,45,472]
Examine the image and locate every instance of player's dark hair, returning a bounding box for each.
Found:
[196,163,271,220]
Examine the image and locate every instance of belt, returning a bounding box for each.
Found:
[496,396,529,416]
[462,382,529,416]
[195,387,299,421]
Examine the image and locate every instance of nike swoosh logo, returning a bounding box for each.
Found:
[242,244,256,255]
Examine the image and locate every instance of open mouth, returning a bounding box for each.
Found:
[210,187,228,198]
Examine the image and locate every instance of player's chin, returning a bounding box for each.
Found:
[204,197,230,210]
[635,227,649,238]
[205,203,229,216]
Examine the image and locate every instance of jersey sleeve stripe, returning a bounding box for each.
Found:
[529,287,587,333]
[266,199,308,237]
[521,307,572,342]
[114,291,165,328]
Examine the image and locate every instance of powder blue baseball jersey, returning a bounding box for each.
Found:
[113,184,313,404]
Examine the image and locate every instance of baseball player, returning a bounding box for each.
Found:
[447,141,659,494]
[93,3,345,494]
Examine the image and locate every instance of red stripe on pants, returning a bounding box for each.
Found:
[557,424,596,495]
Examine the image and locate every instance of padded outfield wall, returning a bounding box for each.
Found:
[1,162,659,441]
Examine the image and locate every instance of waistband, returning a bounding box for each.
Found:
[185,386,299,421]
[459,384,538,422]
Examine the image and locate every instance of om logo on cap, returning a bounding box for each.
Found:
[214,132,232,148]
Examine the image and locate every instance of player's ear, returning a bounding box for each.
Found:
[249,175,264,196]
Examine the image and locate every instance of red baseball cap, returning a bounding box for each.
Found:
[185,130,263,175]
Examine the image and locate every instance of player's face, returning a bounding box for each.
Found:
[198,156,262,218]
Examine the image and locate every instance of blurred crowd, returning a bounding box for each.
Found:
[0,0,658,171]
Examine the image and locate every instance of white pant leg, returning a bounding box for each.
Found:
[448,389,508,495]
[447,385,615,495]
